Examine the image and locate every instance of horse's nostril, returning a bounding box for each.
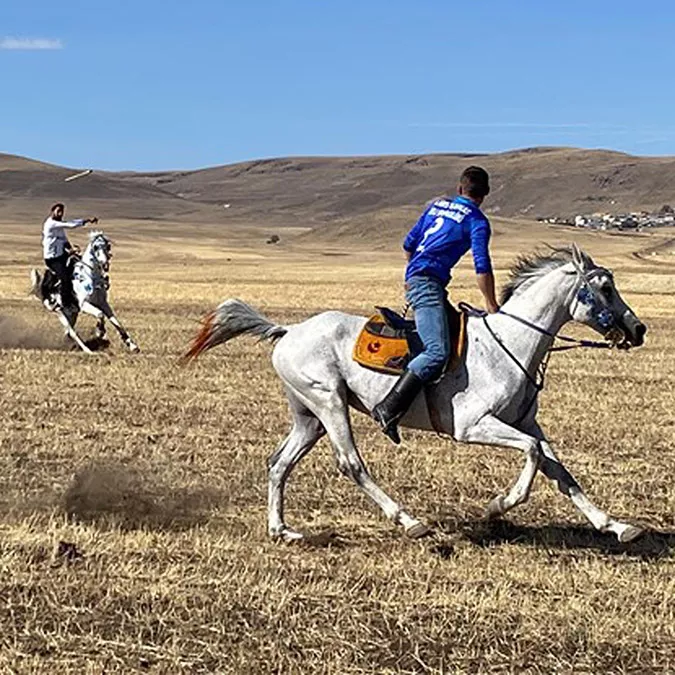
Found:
[636,324,647,339]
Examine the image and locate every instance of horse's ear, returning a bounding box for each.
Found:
[571,243,585,270]
[581,249,595,269]
[571,243,593,272]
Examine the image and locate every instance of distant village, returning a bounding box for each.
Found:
[537,205,675,231]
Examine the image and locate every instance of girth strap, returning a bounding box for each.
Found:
[424,385,445,435]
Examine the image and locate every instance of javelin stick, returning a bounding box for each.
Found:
[64,169,93,182]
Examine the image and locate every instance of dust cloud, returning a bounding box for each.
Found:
[0,313,67,350]
[63,461,223,531]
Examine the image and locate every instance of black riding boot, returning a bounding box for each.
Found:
[372,370,424,445]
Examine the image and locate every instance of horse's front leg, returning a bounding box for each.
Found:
[460,414,542,518]
[98,301,139,353]
[527,422,644,543]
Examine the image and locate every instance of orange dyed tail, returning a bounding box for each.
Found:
[182,310,217,363]
[182,299,287,364]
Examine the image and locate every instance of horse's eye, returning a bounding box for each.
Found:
[601,284,613,298]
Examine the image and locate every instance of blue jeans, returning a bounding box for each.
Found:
[405,275,450,382]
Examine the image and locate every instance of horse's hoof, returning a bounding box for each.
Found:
[618,524,645,543]
[405,521,432,539]
[128,343,140,354]
[270,527,304,543]
[485,495,506,520]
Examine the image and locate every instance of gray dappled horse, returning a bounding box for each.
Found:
[31,231,139,354]
[186,245,647,543]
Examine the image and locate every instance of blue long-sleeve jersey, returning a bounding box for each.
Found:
[404,195,493,285]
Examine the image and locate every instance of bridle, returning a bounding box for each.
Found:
[461,262,621,424]
[568,258,618,335]
[91,235,112,272]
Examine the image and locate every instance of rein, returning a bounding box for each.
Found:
[458,301,612,425]
[495,309,612,353]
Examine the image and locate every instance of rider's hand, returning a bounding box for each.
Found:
[476,272,500,315]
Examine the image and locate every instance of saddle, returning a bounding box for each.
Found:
[353,303,467,376]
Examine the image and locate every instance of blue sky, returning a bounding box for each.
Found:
[2,0,675,170]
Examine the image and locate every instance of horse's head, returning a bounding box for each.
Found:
[88,231,112,273]
[568,244,646,348]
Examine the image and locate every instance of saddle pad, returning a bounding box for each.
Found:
[353,309,467,376]
[353,315,411,375]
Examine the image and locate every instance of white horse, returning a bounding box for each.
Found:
[186,245,647,543]
[31,231,139,354]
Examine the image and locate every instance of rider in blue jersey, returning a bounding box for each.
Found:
[373,166,500,444]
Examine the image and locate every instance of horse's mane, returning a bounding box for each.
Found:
[500,247,575,305]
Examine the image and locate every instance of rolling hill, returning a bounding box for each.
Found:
[2,148,675,238]
[0,154,220,223]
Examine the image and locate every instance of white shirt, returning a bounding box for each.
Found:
[42,216,86,259]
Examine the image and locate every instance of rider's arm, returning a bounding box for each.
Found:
[59,218,89,229]
[403,210,428,257]
[470,217,500,313]
[477,272,499,313]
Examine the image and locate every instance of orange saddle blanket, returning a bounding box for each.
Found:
[353,306,467,376]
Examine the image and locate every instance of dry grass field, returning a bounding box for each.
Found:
[1,218,674,673]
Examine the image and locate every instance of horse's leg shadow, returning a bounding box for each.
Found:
[430,514,675,560]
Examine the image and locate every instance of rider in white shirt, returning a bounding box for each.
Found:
[42,203,97,308]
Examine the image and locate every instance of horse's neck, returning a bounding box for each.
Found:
[81,247,101,275]
[495,267,574,371]
[504,267,573,333]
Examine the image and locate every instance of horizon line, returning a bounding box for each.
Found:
[1,144,669,174]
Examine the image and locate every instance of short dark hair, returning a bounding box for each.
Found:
[459,166,490,199]
[50,202,65,213]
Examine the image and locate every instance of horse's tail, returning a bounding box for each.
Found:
[29,269,43,298]
[183,298,288,362]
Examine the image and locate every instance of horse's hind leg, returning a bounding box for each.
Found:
[315,389,429,538]
[268,393,326,541]
[56,310,93,354]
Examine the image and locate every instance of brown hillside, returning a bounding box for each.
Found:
[0,153,220,223]
[131,147,675,221]
[2,147,675,229]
